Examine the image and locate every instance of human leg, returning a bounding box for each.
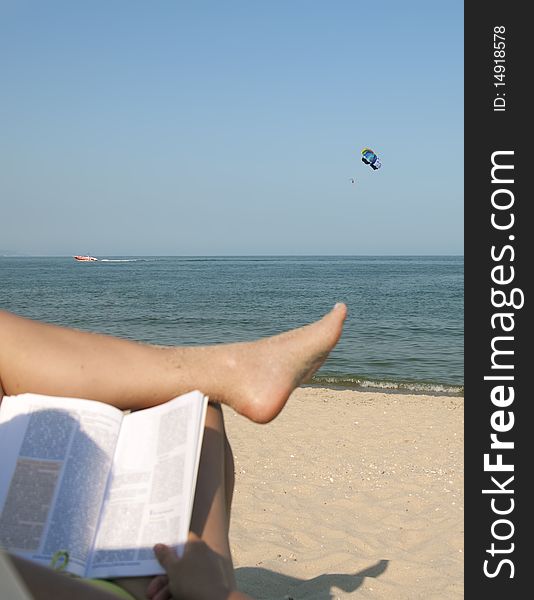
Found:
[0,303,346,423]
[7,553,132,600]
[5,404,236,600]
[189,403,235,568]
[114,402,237,600]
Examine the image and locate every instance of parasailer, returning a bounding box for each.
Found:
[361,147,382,170]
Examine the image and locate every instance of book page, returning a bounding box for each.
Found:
[0,394,123,577]
[88,390,207,579]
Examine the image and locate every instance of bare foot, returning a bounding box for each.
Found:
[212,303,347,423]
[0,305,345,422]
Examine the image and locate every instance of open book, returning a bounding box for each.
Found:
[0,390,208,579]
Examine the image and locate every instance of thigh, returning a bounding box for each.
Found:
[7,553,131,600]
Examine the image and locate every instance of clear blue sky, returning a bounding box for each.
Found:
[0,1,463,256]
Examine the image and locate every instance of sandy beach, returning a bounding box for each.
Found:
[223,387,464,600]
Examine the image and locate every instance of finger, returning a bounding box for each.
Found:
[146,574,169,598]
[153,544,177,570]
[152,583,172,600]
[186,531,202,543]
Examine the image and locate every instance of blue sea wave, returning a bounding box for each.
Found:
[311,374,464,397]
[0,256,464,392]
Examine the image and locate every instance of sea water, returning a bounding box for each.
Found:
[0,256,463,395]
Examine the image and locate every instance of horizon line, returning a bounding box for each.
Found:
[1,253,465,258]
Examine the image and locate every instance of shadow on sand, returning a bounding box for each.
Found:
[235,559,389,599]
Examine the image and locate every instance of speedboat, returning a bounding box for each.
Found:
[73,255,98,262]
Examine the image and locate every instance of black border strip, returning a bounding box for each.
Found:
[465,1,529,595]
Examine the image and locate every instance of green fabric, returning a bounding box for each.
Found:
[49,550,137,599]
[85,578,137,600]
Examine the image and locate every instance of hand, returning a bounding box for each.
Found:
[147,533,251,600]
